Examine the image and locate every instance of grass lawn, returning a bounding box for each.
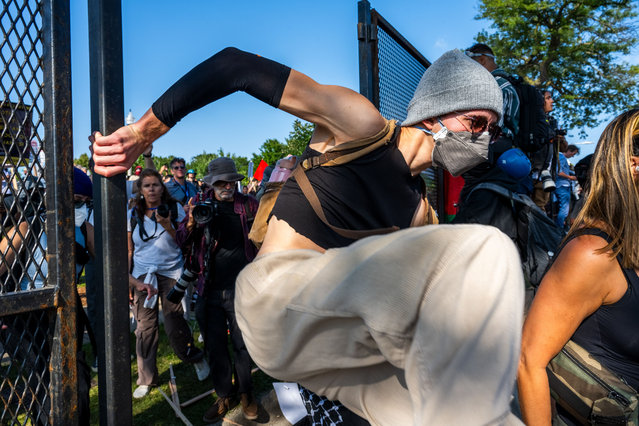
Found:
[85,320,277,425]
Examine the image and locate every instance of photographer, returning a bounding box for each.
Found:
[127,169,206,399]
[175,157,259,423]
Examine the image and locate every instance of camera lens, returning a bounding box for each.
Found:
[192,203,215,224]
[167,269,198,304]
[157,204,170,218]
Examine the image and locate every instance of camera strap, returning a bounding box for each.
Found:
[136,213,165,242]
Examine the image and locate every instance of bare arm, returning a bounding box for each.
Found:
[0,221,29,276]
[518,235,626,425]
[91,47,384,177]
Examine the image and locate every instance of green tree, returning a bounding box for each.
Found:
[285,119,314,156]
[187,149,250,185]
[251,138,287,169]
[74,153,90,169]
[475,0,639,132]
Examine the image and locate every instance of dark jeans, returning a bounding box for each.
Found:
[196,289,252,398]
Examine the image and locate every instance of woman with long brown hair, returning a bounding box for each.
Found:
[518,109,639,424]
[128,168,207,398]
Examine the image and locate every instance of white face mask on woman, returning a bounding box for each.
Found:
[419,119,491,176]
[75,203,89,226]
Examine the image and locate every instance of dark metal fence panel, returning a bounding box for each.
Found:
[0,0,77,423]
[357,0,445,219]
[87,0,133,424]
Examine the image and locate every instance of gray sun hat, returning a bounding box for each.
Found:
[403,49,503,126]
[202,157,245,185]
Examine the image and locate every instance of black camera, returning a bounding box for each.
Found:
[156,203,170,218]
[166,268,198,304]
[555,128,567,137]
[192,200,218,225]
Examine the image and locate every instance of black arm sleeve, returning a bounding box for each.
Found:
[152,47,292,128]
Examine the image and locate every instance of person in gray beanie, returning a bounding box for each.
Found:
[92,46,523,425]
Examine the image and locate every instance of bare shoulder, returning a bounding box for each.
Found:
[280,70,386,144]
[544,234,623,304]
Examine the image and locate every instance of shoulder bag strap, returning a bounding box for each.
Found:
[292,165,398,239]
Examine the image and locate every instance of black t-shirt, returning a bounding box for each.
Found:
[208,200,247,290]
[270,140,423,249]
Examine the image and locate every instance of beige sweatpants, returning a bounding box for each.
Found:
[236,224,524,425]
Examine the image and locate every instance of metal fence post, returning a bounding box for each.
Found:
[42,0,78,423]
[357,0,376,106]
[87,0,132,424]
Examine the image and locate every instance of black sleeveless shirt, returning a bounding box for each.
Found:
[270,131,423,249]
[562,229,639,390]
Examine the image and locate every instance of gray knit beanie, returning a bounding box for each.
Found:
[403,49,503,126]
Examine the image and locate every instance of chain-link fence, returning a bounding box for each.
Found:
[358,0,445,219]
[1,0,78,423]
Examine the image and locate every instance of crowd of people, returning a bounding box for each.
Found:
[2,41,637,426]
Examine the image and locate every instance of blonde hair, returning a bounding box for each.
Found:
[568,109,639,268]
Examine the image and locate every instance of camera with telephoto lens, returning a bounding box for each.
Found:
[191,199,218,225]
[166,268,198,304]
[156,203,170,218]
[540,169,556,193]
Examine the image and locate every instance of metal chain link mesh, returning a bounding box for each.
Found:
[1,0,46,294]
[375,19,440,215]
[1,1,53,423]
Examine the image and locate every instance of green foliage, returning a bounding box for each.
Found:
[475,0,639,133]
[250,138,287,169]
[187,149,251,185]
[74,153,90,169]
[285,119,314,156]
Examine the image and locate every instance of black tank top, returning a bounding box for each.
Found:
[562,228,639,390]
[270,131,423,249]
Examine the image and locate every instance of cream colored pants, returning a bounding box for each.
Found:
[236,224,524,425]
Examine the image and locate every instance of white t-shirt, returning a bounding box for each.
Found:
[128,207,186,280]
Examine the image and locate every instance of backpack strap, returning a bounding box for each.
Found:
[300,120,398,170]
[292,121,401,240]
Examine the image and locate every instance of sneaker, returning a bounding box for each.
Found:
[133,385,150,399]
[202,396,238,423]
[194,358,210,381]
[240,393,258,420]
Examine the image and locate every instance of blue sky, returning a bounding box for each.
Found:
[70,0,635,165]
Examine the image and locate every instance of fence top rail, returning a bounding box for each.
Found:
[371,8,431,69]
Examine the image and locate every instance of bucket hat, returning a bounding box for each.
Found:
[203,157,244,185]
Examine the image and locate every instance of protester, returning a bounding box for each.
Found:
[465,43,519,157]
[91,47,524,425]
[518,109,639,424]
[176,157,259,422]
[127,169,207,399]
[165,157,197,205]
[186,169,196,183]
[554,142,579,231]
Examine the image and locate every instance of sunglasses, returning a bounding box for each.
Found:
[172,165,186,170]
[455,113,501,142]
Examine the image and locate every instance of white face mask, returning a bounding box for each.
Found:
[75,204,89,226]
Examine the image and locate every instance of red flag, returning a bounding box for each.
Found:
[253,159,268,181]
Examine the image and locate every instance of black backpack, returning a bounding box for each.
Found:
[468,183,563,287]
[504,75,553,153]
